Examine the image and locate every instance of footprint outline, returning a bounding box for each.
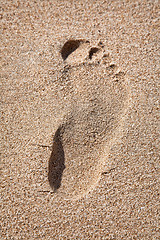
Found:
[48,39,131,200]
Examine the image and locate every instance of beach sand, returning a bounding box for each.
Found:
[1,0,159,239]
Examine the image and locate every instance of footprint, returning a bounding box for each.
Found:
[48,39,130,200]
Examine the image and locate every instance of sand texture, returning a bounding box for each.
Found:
[1,0,159,239]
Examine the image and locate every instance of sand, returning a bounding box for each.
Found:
[1,0,159,239]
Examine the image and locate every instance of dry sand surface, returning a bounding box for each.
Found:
[1,0,159,239]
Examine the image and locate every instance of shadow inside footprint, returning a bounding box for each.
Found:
[89,47,100,59]
[48,127,65,191]
[61,40,82,60]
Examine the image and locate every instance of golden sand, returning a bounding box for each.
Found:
[1,0,159,239]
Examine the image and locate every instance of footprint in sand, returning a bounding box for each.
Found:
[48,39,130,200]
